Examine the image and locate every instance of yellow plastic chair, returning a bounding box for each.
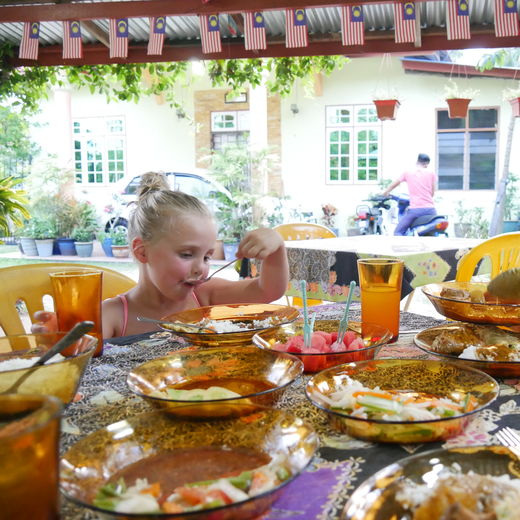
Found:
[455,231,520,281]
[0,263,136,335]
[275,223,337,307]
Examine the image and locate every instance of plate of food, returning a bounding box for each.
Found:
[342,445,520,519]
[421,280,520,325]
[60,406,319,519]
[127,346,303,418]
[305,359,498,443]
[414,322,520,377]
[158,303,300,346]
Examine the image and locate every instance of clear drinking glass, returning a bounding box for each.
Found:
[357,258,404,342]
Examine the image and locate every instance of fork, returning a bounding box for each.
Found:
[495,427,520,458]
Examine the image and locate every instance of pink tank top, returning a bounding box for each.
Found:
[118,292,201,337]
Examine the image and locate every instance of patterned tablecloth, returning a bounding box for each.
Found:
[60,304,520,520]
[284,235,485,301]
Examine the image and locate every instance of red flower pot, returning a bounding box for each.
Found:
[509,97,520,117]
[373,99,400,121]
[446,98,471,119]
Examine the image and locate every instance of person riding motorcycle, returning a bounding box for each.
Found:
[381,153,437,236]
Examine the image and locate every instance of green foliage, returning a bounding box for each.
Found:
[30,217,57,239]
[0,176,30,236]
[110,228,129,245]
[71,201,99,242]
[454,202,489,239]
[504,173,520,221]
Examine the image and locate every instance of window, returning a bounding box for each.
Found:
[73,117,126,185]
[326,105,381,184]
[437,108,497,190]
[210,111,250,151]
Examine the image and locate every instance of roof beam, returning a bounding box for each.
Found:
[0,0,446,23]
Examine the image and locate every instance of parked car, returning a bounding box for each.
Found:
[104,171,233,232]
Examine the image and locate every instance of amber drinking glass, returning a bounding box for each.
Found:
[49,269,103,356]
[357,258,404,342]
[0,394,62,520]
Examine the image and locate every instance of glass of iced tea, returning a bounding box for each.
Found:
[357,258,404,342]
[49,269,103,357]
[0,394,62,520]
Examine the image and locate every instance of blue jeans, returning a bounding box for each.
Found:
[394,207,437,236]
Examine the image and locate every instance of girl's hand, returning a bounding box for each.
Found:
[31,311,58,334]
[236,228,284,260]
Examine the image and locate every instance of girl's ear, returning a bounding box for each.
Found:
[132,237,148,263]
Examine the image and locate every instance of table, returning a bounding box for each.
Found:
[284,235,484,302]
[60,304,520,519]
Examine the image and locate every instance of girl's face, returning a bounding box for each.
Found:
[143,214,217,299]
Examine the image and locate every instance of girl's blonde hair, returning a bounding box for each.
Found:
[128,172,213,243]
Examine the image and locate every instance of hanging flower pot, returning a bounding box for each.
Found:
[446,98,471,119]
[373,99,400,121]
[509,97,520,117]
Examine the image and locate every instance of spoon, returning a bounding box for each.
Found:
[186,259,237,285]
[2,321,94,395]
[137,316,217,333]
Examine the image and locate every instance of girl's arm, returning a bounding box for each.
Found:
[197,228,289,305]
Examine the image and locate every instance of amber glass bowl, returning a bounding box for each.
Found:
[422,281,520,325]
[252,320,391,373]
[60,406,319,520]
[160,303,300,346]
[305,359,498,443]
[127,346,303,418]
[0,332,97,404]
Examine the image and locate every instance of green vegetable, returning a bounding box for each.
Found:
[276,466,291,481]
[357,395,403,414]
[93,478,126,510]
[228,471,253,490]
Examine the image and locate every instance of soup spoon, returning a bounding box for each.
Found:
[136,316,217,333]
[186,259,237,285]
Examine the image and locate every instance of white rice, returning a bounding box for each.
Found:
[459,345,520,362]
[0,354,66,372]
[197,317,277,333]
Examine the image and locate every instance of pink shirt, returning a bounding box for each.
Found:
[398,168,436,208]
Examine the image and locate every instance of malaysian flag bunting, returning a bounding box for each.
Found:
[446,0,471,40]
[393,2,417,43]
[62,21,82,59]
[199,14,222,54]
[109,18,129,58]
[19,22,39,60]
[244,11,267,50]
[341,5,364,46]
[285,8,308,48]
[494,0,519,37]
[147,16,166,55]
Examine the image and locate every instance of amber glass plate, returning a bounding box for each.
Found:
[252,320,391,373]
[422,281,520,325]
[160,303,300,346]
[127,346,303,418]
[61,406,319,520]
[342,445,520,519]
[0,332,97,404]
[414,323,520,377]
[305,359,498,443]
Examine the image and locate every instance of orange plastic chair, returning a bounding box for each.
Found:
[455,231,520,281]
[274,223,337,307]
[0,262,136,335]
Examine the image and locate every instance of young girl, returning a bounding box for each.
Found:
[33,172,289,339]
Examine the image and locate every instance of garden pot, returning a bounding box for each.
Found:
[52,239,61,255]
[111,245,130,258]
[509,97,520,117]
[19,237,38,256]
[74,241,94,257]
[57,237,77,256]
[373,99,400,121]
[446,98,471,119]
[502,220,520,233]
[223,242,239,261]
[35,238,54,257]
[102,237,113,257]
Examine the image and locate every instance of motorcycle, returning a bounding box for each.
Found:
[356,195,449,236]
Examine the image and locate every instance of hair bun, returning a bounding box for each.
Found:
[137,172,170,198]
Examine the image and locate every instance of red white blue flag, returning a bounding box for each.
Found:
[199,14,222,54]
[285,8,308,48]
[393,2,417,43]
[19,22,39,60]
[341,5,364,46]
[62,21,82,59]
[447,0,471,40]
[147,16,166,55]
[109,18,129,58]
[494,0,519,37]
[244,11,267,50]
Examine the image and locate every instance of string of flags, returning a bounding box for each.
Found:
[17,1,520,61]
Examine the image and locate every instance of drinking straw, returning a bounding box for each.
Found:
[337,281,356,345]
[300,279,314,348]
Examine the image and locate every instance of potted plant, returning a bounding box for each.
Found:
[372,88,400,121]
[18,221,38,256]
[443,80,479,119]
[111,228,130,258]
[72,227,95,257]
[503,86,520,117]
[32,217,57,257]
